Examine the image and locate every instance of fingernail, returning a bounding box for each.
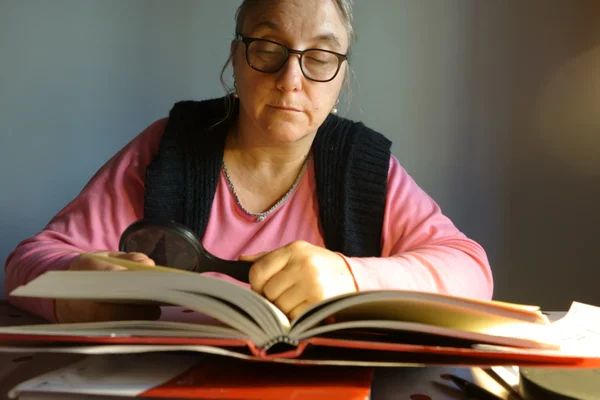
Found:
[239,252,265,259]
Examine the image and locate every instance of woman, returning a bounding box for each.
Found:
[4,0,493,324]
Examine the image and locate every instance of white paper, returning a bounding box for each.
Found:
[548,301,600,356]
[8,353,200,399]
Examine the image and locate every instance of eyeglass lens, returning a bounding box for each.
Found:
[247,40,341,81]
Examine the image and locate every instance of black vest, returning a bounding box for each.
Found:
[143,96,392,257]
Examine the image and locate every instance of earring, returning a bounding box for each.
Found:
[233,77,239,98]
[332,99,340,114]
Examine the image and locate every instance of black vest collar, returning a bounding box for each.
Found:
[144,96,391,257]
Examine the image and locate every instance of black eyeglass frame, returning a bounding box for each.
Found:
[236,33,348,83]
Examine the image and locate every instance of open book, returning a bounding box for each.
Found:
[1,254,598,367]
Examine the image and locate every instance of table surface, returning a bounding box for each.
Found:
[0,301,548,400]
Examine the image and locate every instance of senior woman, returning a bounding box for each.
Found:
[4,0,493,324]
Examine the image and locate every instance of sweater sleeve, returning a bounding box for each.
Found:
[341,155,494,300]
[3,119,168,321]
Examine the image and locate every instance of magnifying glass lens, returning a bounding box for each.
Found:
[119,219,252,282]
[121,227,199,271]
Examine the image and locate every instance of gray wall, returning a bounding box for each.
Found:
[1,1,599,310]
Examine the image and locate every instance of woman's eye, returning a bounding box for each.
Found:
[307,57,328,64]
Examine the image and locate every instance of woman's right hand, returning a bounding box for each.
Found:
[54,251,162,323]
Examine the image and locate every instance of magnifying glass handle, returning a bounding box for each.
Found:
[196,247,252,284]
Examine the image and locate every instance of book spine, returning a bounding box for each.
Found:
[261,335,299,352]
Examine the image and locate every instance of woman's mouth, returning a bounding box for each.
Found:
[270,105,302,112]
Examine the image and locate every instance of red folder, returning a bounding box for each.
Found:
[1,332,599,368]
[141,358,373,399]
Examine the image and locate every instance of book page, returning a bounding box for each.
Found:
[10,273,269,344]
[546,301,600,356]
[294,320,558,350]
[473,301,600,358]
[82,252,292,334]
[0,320,248,340]
[291,290,544,327]
[290,291,551,343]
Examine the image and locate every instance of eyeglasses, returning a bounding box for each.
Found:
[236,34,348,83]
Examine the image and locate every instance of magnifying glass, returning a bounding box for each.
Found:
[118,218,252,283]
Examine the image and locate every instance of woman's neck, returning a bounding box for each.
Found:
[225,118,314,177]
[222,118,314,214]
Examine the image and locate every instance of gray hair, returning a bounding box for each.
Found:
[233,0,356,47]
[219,0,356,98]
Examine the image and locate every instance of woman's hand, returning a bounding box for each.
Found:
[242,241,357,320]
[55,251,161,323]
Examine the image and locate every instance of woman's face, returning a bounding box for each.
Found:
[232,0,349,145]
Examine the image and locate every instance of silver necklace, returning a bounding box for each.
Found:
[222,155,311,222]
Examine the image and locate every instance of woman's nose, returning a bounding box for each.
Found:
[276,54,304,92]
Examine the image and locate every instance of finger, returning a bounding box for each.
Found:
[99,251,128,258]
[56,299,162,323]
[71,254,128,271]
[77,252,156,271]
[288,301,310,321]
[99,251,155,265]
[272,284,308,316]
[55,299,96,323]
[93,302,161,321]
[238,251,268,262]
[262,263,300,303]
[248,249,292,294]
[118,252,156,266]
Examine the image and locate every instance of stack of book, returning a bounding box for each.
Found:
[1,254,599,398]
[1,254,599,367]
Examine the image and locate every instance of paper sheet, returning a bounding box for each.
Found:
[549,301,600,356]
[8,353,200,399]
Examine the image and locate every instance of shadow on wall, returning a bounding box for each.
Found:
[533,45,600,178]
[501,1,600,309]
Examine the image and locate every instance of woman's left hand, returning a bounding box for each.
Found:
[241,241,357,320]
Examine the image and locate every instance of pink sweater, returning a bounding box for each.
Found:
[4,118,494,322]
